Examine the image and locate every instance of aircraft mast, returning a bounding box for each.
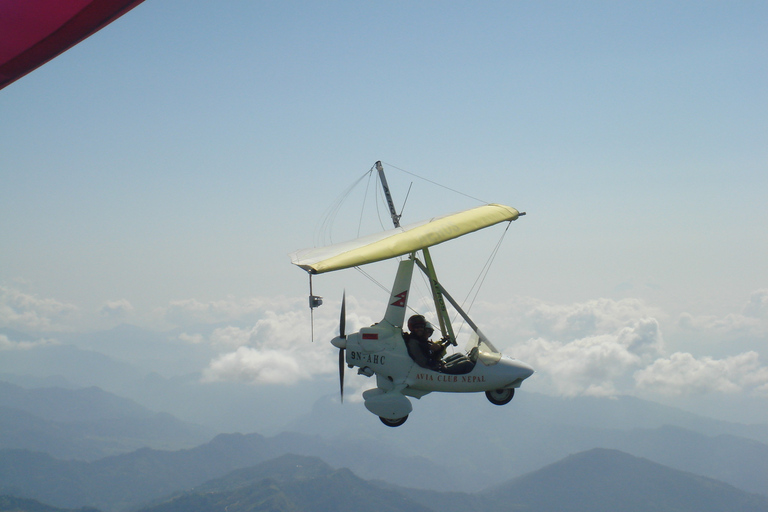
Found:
[376,161,456,346]
[376,161,401,228]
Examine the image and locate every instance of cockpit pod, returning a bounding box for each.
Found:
[464,330,535,404]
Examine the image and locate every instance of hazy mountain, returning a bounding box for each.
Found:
[56,324,218,377]
[287,390,768,448]
[5,425,768,512]
[4,441,768,512]
[0,343,145,393]
[0,432,448,512]
[284,391,768,495]
[0,337,324,435]
[0,495,100,512]
[3,325,768,507]
[596,424,768,496]
[393,450,768,512]
[0,406,109,461]
[3,370,767,500]
[483,448,768,512]
[0,381,214,460]
[523,392,768,443]
[0,434,269,512]
[0,325,214,379]
[140,454,433,512]
[140,450,768,512]
[0,380,158,422]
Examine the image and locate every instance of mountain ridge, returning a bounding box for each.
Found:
[134,449,768,512]
[484,448,768,512]
[3,426,767,512]
[0,380,213,460]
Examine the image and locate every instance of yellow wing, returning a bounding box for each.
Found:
[290,203,521,274]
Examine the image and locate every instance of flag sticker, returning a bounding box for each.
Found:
[391,290,407,307]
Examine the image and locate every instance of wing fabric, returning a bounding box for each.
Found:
[291,203,520,274]
[0,0,146,90]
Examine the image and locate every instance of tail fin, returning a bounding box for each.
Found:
[382,258,414,328]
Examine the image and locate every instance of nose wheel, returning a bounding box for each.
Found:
[486,388,514,405]
[380,415,408,427]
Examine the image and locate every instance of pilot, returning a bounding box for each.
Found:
[404,314,446,371]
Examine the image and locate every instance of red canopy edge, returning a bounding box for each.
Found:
[0,0,146,90]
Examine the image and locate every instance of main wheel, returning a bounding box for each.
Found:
[380,415,408,427]
[486,388,514,405]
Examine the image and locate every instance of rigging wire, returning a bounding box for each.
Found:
[320,161,490,247]
[357,170,376,237]
[354,266,391,296]
[355,262,436,319]
[454,221,512,328]
[399,182,413,220]
[314,168,374,247]
[382,161,488,204]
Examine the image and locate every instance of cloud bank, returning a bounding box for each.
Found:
[488,294,768,398]
[198,299,375,386]
[0,285,78,331]
[2,282,766,398]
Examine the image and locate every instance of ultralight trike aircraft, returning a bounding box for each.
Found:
[290,162,534,426]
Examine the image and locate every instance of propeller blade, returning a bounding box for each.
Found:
[337,291,347,403]
[338,348,345,403]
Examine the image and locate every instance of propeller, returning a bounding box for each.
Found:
[337,291,346,403]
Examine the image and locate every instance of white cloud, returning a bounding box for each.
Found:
[203,347,309,385]
[481,293,768,399]
[141,292,377,386]
[478,297,666,397]
[512,317,664,397]
[0,285,78,331]
[744,289,768,319]
[0,333,58,351]
[480,296,664,343]
[157,296,300,327]
[99,299,134,318]
[676,289,768,337]
[209,325,255,348]
[4,279,764,401]
[177,332,205,344]
[133,288,768,398]
[677,312,763,336]
[635,351,768,396]
[199,306,368,386]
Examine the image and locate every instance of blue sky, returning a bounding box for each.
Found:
[1,1,767,422]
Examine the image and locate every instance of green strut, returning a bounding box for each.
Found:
[421,247,457,346]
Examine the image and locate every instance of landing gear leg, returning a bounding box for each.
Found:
[380,415,408,427]
[486,388,514,405]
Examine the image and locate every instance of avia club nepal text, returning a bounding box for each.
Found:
[416,373,487,383]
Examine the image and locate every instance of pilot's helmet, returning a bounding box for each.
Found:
[408,315,434,336]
